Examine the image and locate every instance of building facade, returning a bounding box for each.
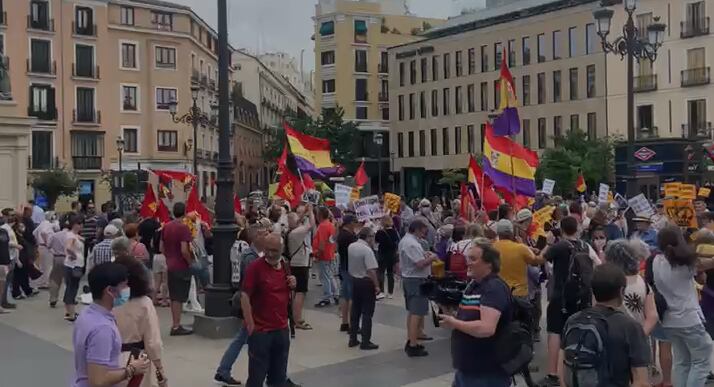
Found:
[232,96,264,197]
[259,51,315,112]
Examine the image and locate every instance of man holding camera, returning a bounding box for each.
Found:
[439,239,512,387]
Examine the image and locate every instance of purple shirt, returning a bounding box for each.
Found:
[72,303,122,387]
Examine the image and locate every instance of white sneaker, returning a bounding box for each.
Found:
[376,292,386,300]
[387,293,394,299]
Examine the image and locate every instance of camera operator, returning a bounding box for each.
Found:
[439,238,512,387]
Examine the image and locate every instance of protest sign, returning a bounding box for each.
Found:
[627,194,655,218]
[351,186,361,202]
[598,184,609,203]
[542,179,556,195]
[614,193,628,209]
[531,205,554,238]
[383,193,401,214]
[302,189,321,205]
[354,195,384,221]
[663,182,681,198]
[663,199,698,228]
[334,184,352,209]
[678,184,697,200]
[699,187,712,198]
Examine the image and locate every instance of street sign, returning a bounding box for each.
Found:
[634,147,656,162]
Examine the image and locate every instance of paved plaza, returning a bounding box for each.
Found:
[0,278,547,387]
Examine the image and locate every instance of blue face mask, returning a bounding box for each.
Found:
[113,287,130,307]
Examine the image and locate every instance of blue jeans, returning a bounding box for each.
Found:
[452,371,510,387]
[663,324,713,387]
[318,260,336,301]
[216,326,249,378]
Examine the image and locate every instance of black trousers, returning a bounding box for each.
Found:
[350,277,376,343]
[377,254,395,294]
[246,328,290,387]
[12,264,32,298]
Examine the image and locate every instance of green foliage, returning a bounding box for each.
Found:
[438,169,467,198]
[422,21,432,31]
[536,129,617,196]
[31,168,77,210]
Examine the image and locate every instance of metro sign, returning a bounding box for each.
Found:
[634,147,656,162]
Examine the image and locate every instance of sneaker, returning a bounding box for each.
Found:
[284,379,302,387]
[333,297,340,305]
[213,373,241,386]
[339,323,350,332]
[170,326,194,336]
[13,294,26,300]
[387,293,394,299]
[64,313,78,322]
[314,299,330,308]
[49,301,57,308]
[348,338,360,348]
[376,292,386,300]
[537,374,560,387]
[360,341,379,350]
[405,343,428,357]
[1,303,16,309]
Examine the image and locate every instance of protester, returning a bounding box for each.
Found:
[632,216,658,250]
[82,203,99,257]
[0,212,11,313]
[347,227,380,350]
[1,208,20,309]
[375,215,400,299]
[412,199,438,249]
[336,215,360,331]
[63,215,85,322]
[286,205,315,331]
[160,202,194,336]
[313,207,337,308]
[32,211,56,289]
[12,219,39,299]
[48,215,71,309]
[30,199,45,226]
[124,223,150,265]
[493,219,543,299]
[89,224,120,269]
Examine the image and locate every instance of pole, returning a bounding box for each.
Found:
[192,100,199,177]
[378,147,382,195]
[625,12,636,197]
[118,148,123,213]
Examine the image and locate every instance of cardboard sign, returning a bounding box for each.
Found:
[383,192,401,214]
[663,182,681,198]
[679,184,697,200]
[598,183,609,203]
[663,199,698,228]
[354,195,384,221]
[351,186,361,202]
[628,194,655,218]
[699,187,712,198]
[614,193,628,209]
[542,179,556,195]
[334,184,352,209]
[301,189,321,205]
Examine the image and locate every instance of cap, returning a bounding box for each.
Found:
[632,216,653,223]
[496,219,514,235]
[419,198,431,208]
[103,224,119,237]
[342,214,358,225]
[515,209,533,223]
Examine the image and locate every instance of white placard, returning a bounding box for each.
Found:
[301,189,320,205]
[614,193,628,209]
[598,183,609,203]
[334,184,352,209]
[627,193,655,218]
[542,179,556,195]
[354,195,384,221]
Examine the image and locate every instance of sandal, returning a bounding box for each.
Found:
[64,313,78,322]
[295,321,313,330]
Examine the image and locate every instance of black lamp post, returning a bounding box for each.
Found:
[374,132,383,194]
[115,136,124,212]
[169,86,218,177]
[593,0,665,196]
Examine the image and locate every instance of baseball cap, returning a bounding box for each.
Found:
[515,209,533,223]
[342,214,358,225]
[103,224,119,237]
[496,219,514,235]
[419,198,431,208]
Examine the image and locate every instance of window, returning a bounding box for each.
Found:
[30,39,51,73]
[586,23,596,54]
[687,47,706,70]
[30,0,50,30]
[468,48,476,74]
[522,37,531,65]
[586,65,596,98]
[408,132,414,157]
[432,56,439,81]
[355,79,368,101]
[151,11,173,31]
[322,79,335,93]
[123,128,138,153]
[397,132,404,157]
[493,80,500,110]
[537,34,546,62]
[319,21,334,36]
[454,127,462,154]
[568,27,577,57]
[31,131,53,169]
[538,118,546,149]
[420,91,427,118]
[687,99,708,137]
[155,87,176,110]
[121,85,137,111]
[431,90,438,117]
[398,95,404,120]
[465,125,474,153]
[455,86,463,114]
[381,106,389,120]
[121,42,136,69]
[409,93,415,120]
[467,84,475,112]
[553,70,561,102]
[74,44,94,78]
[71,133,103,169]
[399,62,405,86]
[587,113,597,140]
[554,116,563,139]
[569,68,579,100]
[537,72,545,104]
[421,58,428,82]
[155,46,176,69]
[29,84,56,120]
[321,51,335,66]
[522,75,531,106]
[442,128,450,155]
[409,60,416,84]
[75,6,94,35]
[356,106,367,119]
[480,124,486,152]
[430,129,437,155]
[157,130,177,152]
[508,40,516,67]
[455,51,463,77]
[354,20,367,43]
[636,13,654,40]
[480,45,488,72]
[552,30,562,60]
[443,53,451,79]
[419,130,426,157]
[120,6,134,25]
[354,50,368,73]
[480,82,488,111]
[442,88,450,115]
[494,42,503,69]
[522,119,531,148]
[570,114,579,131]
[76,87,95,122]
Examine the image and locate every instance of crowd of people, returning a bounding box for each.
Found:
[5,189,714,387]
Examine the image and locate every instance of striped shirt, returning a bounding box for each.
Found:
[48,230,69,257]
[82,216,99,244]
[90,239,113,266]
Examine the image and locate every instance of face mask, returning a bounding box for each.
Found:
[593,238,606,250]
[113,287,130,307]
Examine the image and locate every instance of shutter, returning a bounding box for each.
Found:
[47,87,55,117]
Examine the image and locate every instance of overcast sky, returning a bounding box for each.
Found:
[169,0,460,72]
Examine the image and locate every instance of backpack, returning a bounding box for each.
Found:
[562,308,618,387]
[284,230,306,262]
[447,243,469,280]
[561,240,594,315]
[644,254,668,322]
[492,278,535,376]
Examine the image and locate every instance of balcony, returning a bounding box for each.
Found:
[378,92,389,102]
[191,69,199,84]
[682,122,713,139]
[634,74,657,93]
[27,16,54,32]
[29,155,59,170]
[681,17,710,39]
[636,126,658,139]
[72,22,96,37]
[682,67,711,87]
[378,63,388,73]
[209,79,216,90]
[72,156,102,170]
[27,106,57,121]
[72,64,100,79]
[73,109,101,124]
[0,11,7,26]
[200,75,208,88]
[26,59,56,76]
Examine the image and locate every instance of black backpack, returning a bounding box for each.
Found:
[561,240,594,315]
[562,308,618,387]
[493,279,535,376]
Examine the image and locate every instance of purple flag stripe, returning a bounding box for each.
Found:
[482,157,536,197]
[492,107,521,137]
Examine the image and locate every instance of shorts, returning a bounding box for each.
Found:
[291,266,309,293]
[403,277,429,316]
[340,268,353,301]
[651,322,671,342]
[152,254,167,274]
[167,269,191,303]
[546,299,571,335]
[0,264,8,281]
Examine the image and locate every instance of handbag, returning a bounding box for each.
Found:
[71,266,84,279]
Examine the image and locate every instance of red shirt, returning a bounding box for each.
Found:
[312,220,336,262]
[161,220,192,272]
[242,258,290,332]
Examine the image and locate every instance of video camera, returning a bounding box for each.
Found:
[419,275,469,327]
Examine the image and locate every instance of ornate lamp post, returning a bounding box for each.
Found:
[373,132,383,194]
[115,136,125,212]
[593,0,665,196]
[169,86,218,176]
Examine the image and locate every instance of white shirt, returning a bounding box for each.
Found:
[1,224,17,261]
[33,220,54,247]
[31,205,45,226]
[64,232,85,268]
[347,239,378,279]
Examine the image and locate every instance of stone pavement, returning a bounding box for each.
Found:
[0,276,547,387]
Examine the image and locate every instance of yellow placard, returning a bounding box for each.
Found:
[679,184,697,200]
[663,182,681,198]
[350,186,361,202]
[269,183,278,198]
[699,187,712,198]
[663,199,698,229]
[531,205,554,238]
[383,192,401,214]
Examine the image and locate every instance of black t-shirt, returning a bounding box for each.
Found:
[562,305,650,387]
[545,238,589,302]
[451,273,511,376]
[138,218,161,254]
[337,228,357,272]
[0,228,10,265]
[375,228,399,261]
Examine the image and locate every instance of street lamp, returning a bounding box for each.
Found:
[593,0,665,196]
[115,136,125,212]
[373,132,383,195]
[169,86,215,177]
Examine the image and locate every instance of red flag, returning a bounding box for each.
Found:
[186,183,212,227]
[278,143,288,168]
[139,185,159,219]
[302,173,316,190]
[354,161,368,187]
[275,167,305,208]
[233,194,242,215]
[575,171,587,193]
[155,200,171,224]
[460,183,477,220]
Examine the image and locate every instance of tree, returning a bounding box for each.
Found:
[31,168,78,210]
[536,129,618,196]
[438,169,467,199]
